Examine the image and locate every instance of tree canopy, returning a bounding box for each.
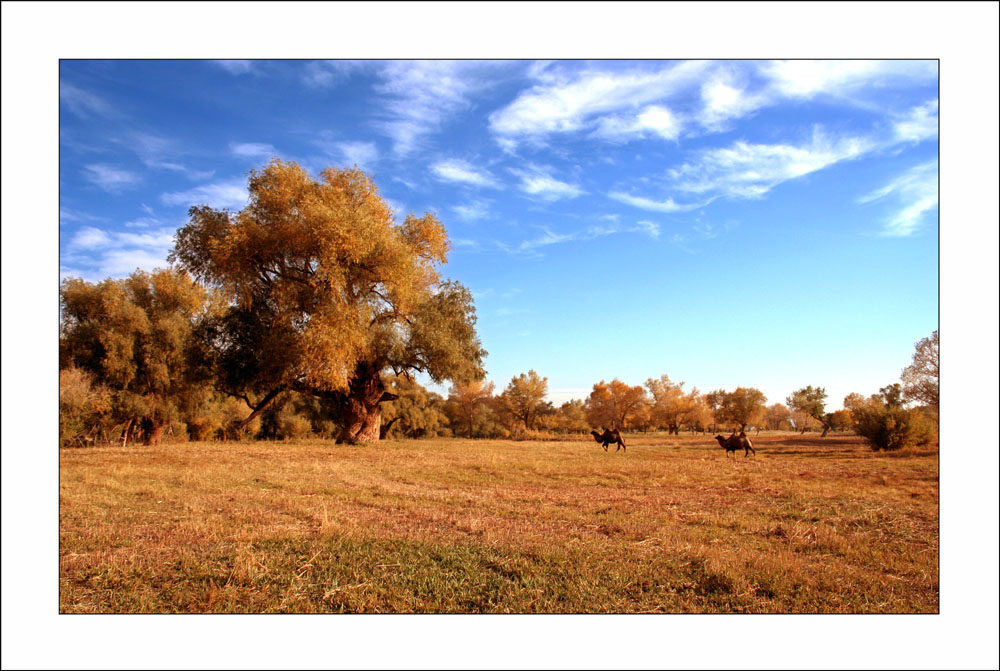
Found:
[170,159,486,443]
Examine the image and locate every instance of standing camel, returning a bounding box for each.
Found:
[714,431,756,458]
[591,428,627,453]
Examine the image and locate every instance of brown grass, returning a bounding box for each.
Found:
[59,432,938,613]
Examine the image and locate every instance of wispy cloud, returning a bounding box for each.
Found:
[335,141,378,171]
[698,70,767,130]
[302,60,361,88]
[231,142,278,160]
[511,165,584,200]
[512,217,659,255]
[761,60,937,100]
[213,60,254,75]
[374,61,512,155]
[82,164,140,192]
[858,161,938,237]
[490,61,710,143]
[608,192,705,213]
[893,100,938,144]
[161,178,249,209]
[593,104,681,142]
[431,159,499,188]
[61,82,119,119]
[667,128,874,199]
[125,133,214,179]
[452,200,492,222]
[62,224,178,281]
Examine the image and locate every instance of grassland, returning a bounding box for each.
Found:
[59,433,938,613]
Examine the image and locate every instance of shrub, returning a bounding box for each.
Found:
[852,396,936,451]
[60,367,112,447]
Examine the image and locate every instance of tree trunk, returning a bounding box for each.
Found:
[141,418,167,446]
[121,418,134,447]
[380,417,400,440]
[334,362,398,445]
[820,423,830,438]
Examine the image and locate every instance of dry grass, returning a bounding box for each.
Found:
[59,432,938,613]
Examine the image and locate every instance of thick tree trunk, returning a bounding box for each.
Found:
[820,424,830,438]
[334,362,398,445]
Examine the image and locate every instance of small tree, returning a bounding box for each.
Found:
[901,330,939,414]
[446,379,495,438]
[498,370,549,432]
[764,403,792,431]
[786,386,835,437]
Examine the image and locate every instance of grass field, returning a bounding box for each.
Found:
[59,433,939,613]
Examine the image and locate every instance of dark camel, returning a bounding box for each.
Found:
[714,431,756,458]
[591,428,627,453]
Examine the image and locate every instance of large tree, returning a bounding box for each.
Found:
[170,160,486,444]
[901,330,939,412]
[718,387,767,432]
[645,375,705,434]
[585,379,648,431]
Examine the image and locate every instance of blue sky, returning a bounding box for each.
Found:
[59,59,939,410]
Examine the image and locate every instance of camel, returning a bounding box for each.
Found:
[714,431,756,458]
[591,428,627,453]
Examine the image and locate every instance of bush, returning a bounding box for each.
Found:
[852,398,936,451]
[60,367,112,447]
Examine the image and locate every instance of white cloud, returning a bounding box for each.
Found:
[667,128,874,199]
[699,73,766,130]
[858,161,938,237]
[512,217,659,255]
[373,61,505,156]
[62,224,179,281]
[452,200,492,222]
[127,133,214,179]
[632,220,661,239]
[335,141,378,171]
[490,61,709,141]
[82,164,140,192]
[70,226,113,249]
[213,60,254,75]
[761,60,937,99]
[431,159,499,188]
[231,142,278,160]
[511,166,584,200]
[608,192,705,213]
[161,179,249,209]
[593,104,682,141]
[60,82,118,119]
[302,60,361,88]
[893,100,938,143]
